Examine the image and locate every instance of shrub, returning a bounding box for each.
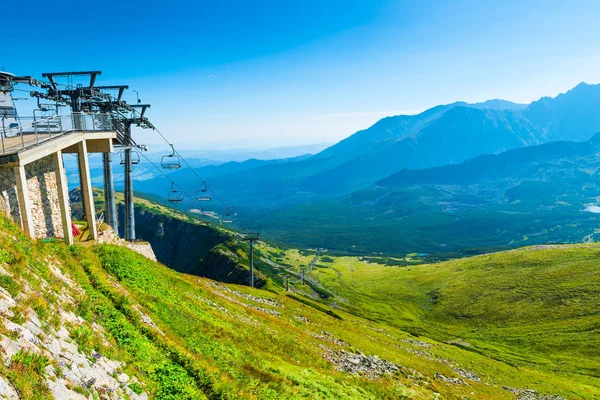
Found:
[0,275,20,297]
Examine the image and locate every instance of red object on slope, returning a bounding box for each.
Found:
[71,223,81,237]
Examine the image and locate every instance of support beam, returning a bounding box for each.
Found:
[53,150,73,245]
[77,141,97,240]
[103,152,118,233]
[13,165,34,239]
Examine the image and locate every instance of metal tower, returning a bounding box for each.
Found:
[30,71,154,241]
[242,233,260,288]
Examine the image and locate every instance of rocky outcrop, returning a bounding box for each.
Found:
[320,346,401,379]
[98,225,157,261]
[503,387,567,400]
[117,205,227,274]
[195,246,267,288]
[0,245,148,399]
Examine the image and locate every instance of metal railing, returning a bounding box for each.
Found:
[0,112,114,155]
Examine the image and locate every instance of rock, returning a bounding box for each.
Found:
[453,367,481,382]
[117,372,129,384]
[321,346,401,379]
[435,372,468,385]
[312,331,348,346]
[503,386,566,400]
[294,315,309,323]
[0,375,19,399]
[48,378,87,400]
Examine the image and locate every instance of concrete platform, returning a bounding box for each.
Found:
[0,131,115,167]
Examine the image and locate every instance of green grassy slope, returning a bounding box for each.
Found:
[280,246,600,397]
[3,211,597,398]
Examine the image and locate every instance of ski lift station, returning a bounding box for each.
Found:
[0,70,155,245]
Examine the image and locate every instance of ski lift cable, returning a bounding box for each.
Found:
[151,125,246,228]
[20,74,241,225]
[21,74,240,224]
[138,152,240,224]
[138,151,196,203]
[18,75,245,228]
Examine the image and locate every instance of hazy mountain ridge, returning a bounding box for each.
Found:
[249,132,600,255]
[133,82,600,208]
[297,84,600,194]
[378,132,600,187]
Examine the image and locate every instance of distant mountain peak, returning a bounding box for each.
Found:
[463,99,528,111]
[572,81,593,89]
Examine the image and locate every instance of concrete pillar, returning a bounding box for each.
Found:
[102,152,118,233]
[123,148,135,241]
[53,150,73,245]
[77,140,97,240]
[13,165,34,239]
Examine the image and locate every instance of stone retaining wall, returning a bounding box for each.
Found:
[26,155,65,239]
[0,155,67,239]
[0,168,20,224]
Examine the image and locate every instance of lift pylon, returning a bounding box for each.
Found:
[242,233,260,288]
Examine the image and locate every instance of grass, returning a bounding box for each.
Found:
[0,274,20,297]
[0,197,599,398]
[5,350,51,399]
[285,293,343,319]
[300,245,600,397]
[248,193,600,257]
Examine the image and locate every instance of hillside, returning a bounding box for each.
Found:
[70,188,269,286]
[278,244,600,393]
[0,208,598,398]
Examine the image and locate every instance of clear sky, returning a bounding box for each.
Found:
[4,0,600,149]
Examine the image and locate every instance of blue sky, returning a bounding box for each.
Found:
[5,0,600,149]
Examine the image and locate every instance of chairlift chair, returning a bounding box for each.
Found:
[168,183,184,202]
[221,207,234,223]
[161,144,181,169]
[119,150,140,165]
[195,182,211,201]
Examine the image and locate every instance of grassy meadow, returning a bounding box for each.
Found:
[273,244,600,398]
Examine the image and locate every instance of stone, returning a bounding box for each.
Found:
[117,372,129,384]
[0,375,19,399]
[453,367,481,382]
[321,346,401,379]
[503,386,567,400]
[435,372,468,385]
[98,226,157,261]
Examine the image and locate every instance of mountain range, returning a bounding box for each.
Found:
[133,82,600,209]
[250,133,600,255]
[94,82,600,256]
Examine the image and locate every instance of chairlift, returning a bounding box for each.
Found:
[168,183,184,202]
[195,182,211,201]
[33,99,57,122]
[221,207,234,223]
[120,150,140,165]
[161,144,181,169]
